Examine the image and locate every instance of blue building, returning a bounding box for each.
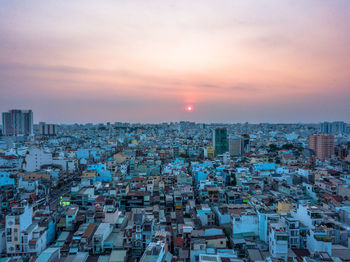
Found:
[77,149,90,159]
[0,172,15,186]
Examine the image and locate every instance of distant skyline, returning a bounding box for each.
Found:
[1,0,350,123]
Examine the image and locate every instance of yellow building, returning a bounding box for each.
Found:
[24,172,51,181]
[82,171,97,179]
[205,236,227,248]
[206,146,215,158]
[113,153,129,164]
[277,201,292,214]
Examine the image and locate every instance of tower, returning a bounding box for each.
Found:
[212,128,228,155]
[2,109,33,136]
[308,134,334,160]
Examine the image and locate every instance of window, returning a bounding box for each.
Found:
[277,235,288,241]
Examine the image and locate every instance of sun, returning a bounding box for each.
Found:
[186,105,193,112]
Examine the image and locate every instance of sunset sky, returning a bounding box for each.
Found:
[1,0,349,123]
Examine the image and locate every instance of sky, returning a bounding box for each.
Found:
[0,0,349,124]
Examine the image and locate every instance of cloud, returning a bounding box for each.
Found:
[0,0,350,123]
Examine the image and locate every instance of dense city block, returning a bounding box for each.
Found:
[0,112,350,262]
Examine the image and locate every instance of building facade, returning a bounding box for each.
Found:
[213,128,228,156]
[321,121,347,134]
[228,136,242,156]
[39,123,57,136]
[2,109,33,136]
[308,134,334,160]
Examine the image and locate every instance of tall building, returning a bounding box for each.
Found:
[228,136,242,156]
[39,123,57,136]
[2,109,33,136]
[321,121,347,134]
[321,122,331,134]
[308,134,334,160]
[212,128,228,155]
[228,134,250,156]
[241,134,250,153]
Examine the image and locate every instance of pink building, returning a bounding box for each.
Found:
[308,134,334,160]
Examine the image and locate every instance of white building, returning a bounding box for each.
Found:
[282,216,300,248]
[232,213,259,238]
[269,223,288,261]
[104,207,121,224]
[92,223,112,254]
[258,212,280,243]
[6,203,48,256]
[140,241,167,262]
[6,204,33,254]
[24,147,52,172]
[18,177,38,193]
[306,228,332,255]
[24,147,75,172]
[292,204,323,229]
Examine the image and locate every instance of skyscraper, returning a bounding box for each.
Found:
[212,128,228,155]
[228,134,250,156]
[39,123,57,136]
[241,134,250,153]
[228,136,242,156]
[332,121,347,134]
[321,121,347,134]
[308,134,334,160]
[321,122,331,134]
[1,109,33,136]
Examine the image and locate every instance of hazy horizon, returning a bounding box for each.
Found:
[3,118,346,126]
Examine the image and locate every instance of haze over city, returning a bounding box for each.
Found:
[1,0,350,123]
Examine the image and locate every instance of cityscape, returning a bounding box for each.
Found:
[1,1,350,262]
[0,110,349,262]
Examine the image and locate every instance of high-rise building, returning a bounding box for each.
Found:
[39,123,57,136]
[228,136,242,156]
[321,122,331,134]
[321,121,347,134]
[228,134,250,156]
[212,128,228,155]
[2,109,33,136]
[332,121,347,134]
[241,134,250,153]
[308,134,334,160]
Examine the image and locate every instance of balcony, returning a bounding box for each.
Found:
[314,235,331,242]
[310,213,322,219]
